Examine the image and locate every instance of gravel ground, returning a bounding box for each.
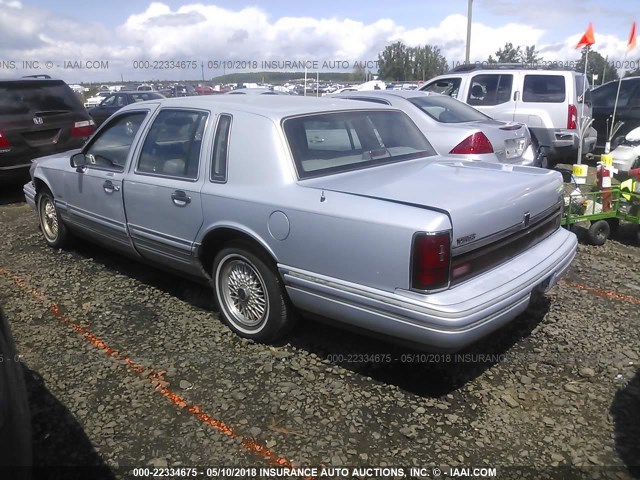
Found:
[0,183,639,480]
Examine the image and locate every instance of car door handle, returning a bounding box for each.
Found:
[171,190,191,206]
[103,180,120,193]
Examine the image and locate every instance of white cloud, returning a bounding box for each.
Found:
[0,1,637,83]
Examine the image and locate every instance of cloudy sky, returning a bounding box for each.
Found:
[0,0,638,83]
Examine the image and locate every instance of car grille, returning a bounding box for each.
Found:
[450,204,562,285]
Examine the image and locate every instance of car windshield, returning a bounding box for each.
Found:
[408,95,490,123]
[0,80,83,115]
[284,110,435,178]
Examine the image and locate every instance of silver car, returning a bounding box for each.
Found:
[24,96,577,351]
[333,90,534,165]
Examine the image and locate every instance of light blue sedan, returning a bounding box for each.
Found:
[24,95,577,351]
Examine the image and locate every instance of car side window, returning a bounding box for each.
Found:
[137,109,208,180]
[211,114,231,182]
[467,74,513,106]
[101,95,116,107]
[592,81,636,108]
[84,112,147,170]
[115,94,127,107]
[422,78,461,97]
[522,75,566,103]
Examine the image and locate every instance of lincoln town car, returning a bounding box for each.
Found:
[24,96,577,351]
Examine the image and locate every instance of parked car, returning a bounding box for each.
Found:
[609,126,640,173]
[0,77,95,182]
[84,91,113,109]
[24,96,577,351]
[421,64,597,167]
[87,91,165,127]
[0,307,32,473]
[227,87,292,95]
[332,90,534,165]
[591,77,640,152]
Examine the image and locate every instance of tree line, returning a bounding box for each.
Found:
[377,41,640,83]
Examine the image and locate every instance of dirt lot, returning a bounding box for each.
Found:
[0,182,639,480]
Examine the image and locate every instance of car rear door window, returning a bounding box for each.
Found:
[522,75,566,103]
[467,74,513,106]
[211,114,231,182]
[137,109,208,180]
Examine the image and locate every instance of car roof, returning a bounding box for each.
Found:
[593,77,640,90]
[124,95,396,119]
[334,90,441,100]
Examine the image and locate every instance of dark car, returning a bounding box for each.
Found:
[0,307,32,473]
[592,77,640,151]
[88,91,165,127]
[0,77,95,182]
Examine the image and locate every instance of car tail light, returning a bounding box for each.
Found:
[567,104,577,129]
[449,132,494,155]
[71,120,96,137]
[412,232,451,290]
[0,130,10,149]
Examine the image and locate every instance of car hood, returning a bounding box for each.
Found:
[301,158,563,250]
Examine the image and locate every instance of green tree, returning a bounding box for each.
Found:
[624,62,640,77]
[521,45,542,63]
[494,42,522,63]
[574,48,618,82]
[486,43,542,64]
[377,42,447,81]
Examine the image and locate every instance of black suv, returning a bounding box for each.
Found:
[592,77,640,151]
[0,77,95,181]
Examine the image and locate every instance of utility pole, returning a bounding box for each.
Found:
[465,0,473,63]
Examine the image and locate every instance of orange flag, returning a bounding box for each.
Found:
[575,22,595,49]
[628,21,637,51]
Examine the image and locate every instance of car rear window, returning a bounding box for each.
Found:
[522,75,566,103]
[408,95,490,123]
[0,80,83,115]
[283,110,435,178]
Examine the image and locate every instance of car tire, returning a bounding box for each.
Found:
[0,309,32,470]
[532,138,551,169]
[212,242,295,342]
[37,188,69,248]
[587,219,610,246]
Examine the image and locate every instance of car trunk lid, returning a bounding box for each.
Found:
[301,158,563,252]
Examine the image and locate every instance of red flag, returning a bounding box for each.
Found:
[575,23,595,49]
[628,21,637,51]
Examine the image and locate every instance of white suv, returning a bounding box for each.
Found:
[421,65,597,167]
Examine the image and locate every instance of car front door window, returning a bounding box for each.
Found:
[84,112,146,170]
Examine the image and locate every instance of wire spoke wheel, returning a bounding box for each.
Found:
[219,256,270,329]
[213,244,295,342]
[39,195,59,242]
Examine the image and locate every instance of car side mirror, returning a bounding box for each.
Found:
[71,152,87,172]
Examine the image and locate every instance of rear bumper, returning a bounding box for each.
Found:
[531,127,596,160]
[282,227,577,351]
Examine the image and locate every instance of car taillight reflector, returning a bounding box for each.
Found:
[412,232,451,290]
[567,104,577,129]
[71,120,96,137]
[0,130,10,148]
[449,132,494,155]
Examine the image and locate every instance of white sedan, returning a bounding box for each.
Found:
[333,90,536,166]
